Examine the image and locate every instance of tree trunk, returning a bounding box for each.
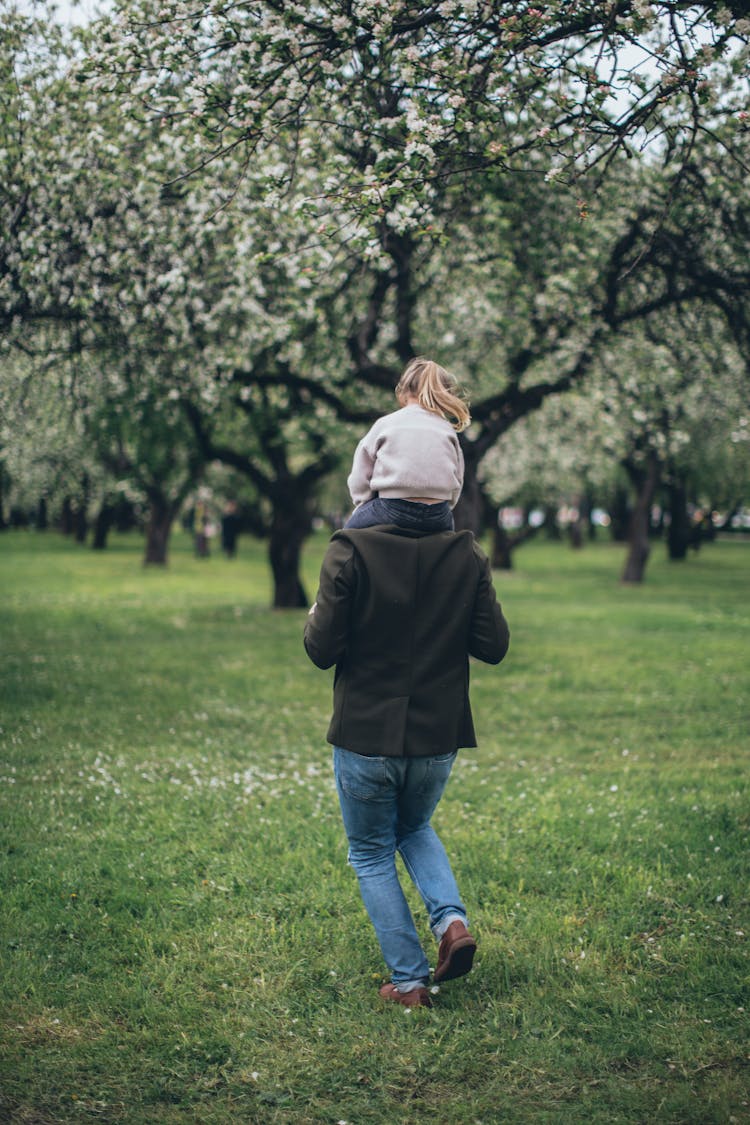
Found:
[699,512,716,543]
[74,505,88,544]
[568,521,584,549]
[61,497,74,535]
[666,478,690,560]
[114,497,138,532]
[716,504,739,533]
[622,455,660,584]
[269,500,311,608]
[453,449,483,535]
[92,502,115,550]
[143,496,176,565]
[491,522,514,570]
[0,466,7,530]
[74,473,90,543]
[544,505,562,539]
[569,491,591,548]
[609,485,630,542]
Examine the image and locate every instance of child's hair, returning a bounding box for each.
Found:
[396,357,471,432]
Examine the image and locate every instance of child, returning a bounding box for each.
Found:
[346,357,471,531]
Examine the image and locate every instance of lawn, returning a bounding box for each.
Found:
[1,528,748,1124]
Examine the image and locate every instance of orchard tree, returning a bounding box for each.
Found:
[0,6,76,332]
[643,308,750,556]
[587,121,750,575]
[181,150,673,597]
[614,124,750,374]
[83,1,749,241]
[393,135,748,538]
[480,307,748,583]
[1,8,252,564]
[0,344,112,535]
[2,5,384,590]
[599,314,748,581]
[178,245,394,604]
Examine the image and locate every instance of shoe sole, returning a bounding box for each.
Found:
[434,938,476,983]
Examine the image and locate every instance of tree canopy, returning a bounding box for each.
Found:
[1,0,748,596]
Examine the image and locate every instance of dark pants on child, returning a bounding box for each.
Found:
[345,497,454,532]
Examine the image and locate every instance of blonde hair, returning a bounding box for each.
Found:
[395,357,471,432]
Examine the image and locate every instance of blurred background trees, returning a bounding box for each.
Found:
[1,1,748,601]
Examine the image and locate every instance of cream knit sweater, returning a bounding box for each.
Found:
[347,404,465,509]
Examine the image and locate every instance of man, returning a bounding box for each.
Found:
[304,524,510,1009]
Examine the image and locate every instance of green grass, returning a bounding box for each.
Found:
[1,528,748,1124]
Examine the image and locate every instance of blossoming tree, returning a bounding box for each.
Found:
[3,1,749,598]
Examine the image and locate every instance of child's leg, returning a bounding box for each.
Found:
[344,499,389,528]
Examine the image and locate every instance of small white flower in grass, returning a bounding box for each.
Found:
[403,1008,413,1015]
[610,784,618,792]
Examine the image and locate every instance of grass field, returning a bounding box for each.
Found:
[1,528,748,1124]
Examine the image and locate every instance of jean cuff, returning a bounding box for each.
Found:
[433,913,467,941]
[394,978,429,993]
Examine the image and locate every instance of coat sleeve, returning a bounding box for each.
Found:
[303,538,356,669]
[467,546,510,665]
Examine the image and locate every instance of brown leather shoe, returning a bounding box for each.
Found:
[433,920,477,983]
[378,983,433,1008]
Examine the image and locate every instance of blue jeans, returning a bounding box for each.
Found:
[345,497,454,532]
[333,746,467,991]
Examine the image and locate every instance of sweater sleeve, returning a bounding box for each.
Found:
[347,429,377,507]
[467,546,510,665]
[303,538,356,669]
[450,438,465,508]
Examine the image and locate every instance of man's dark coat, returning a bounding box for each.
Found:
[304,526,510,757]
